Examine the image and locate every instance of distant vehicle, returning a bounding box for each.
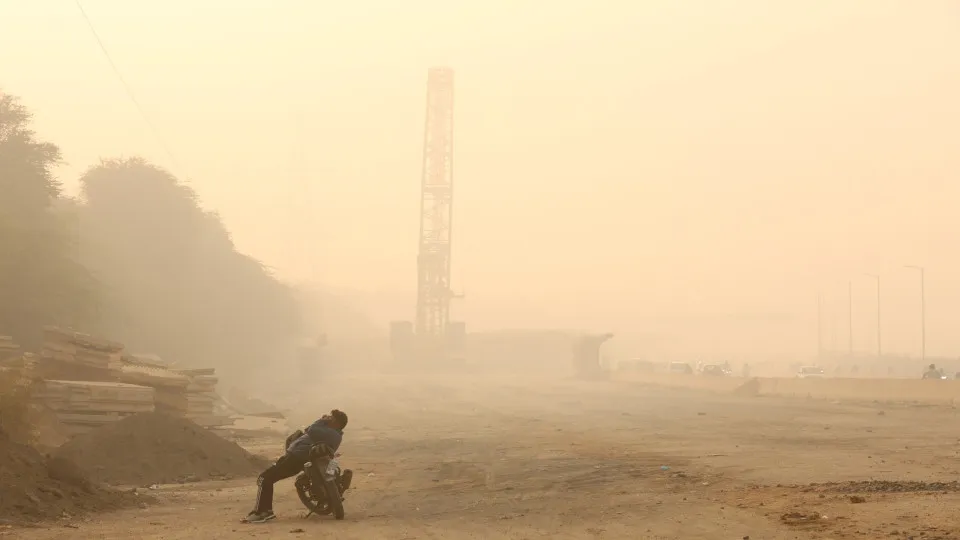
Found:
[701,364,729,377]
[797,366,825,379]
[922,365,947,380]
[668,362,694,375]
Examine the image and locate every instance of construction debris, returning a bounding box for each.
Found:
[116,363,189,390]
[0,335,20,363]
[35,380,155,436]
[41,326,124,370]
[114,363,231,428]
[166,368,231,428]
[22,327,235,436]
[122,353,173,369]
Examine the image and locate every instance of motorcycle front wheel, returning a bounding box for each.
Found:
[323,480,345,520]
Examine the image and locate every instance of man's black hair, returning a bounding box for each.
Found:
[331,409,348,429]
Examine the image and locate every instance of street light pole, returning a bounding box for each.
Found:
[864,274,881,360]
[905,265,926,362]
[817,292,823,361]
[848,280,853,360]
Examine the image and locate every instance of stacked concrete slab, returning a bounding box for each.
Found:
[168,368,231,428]
[35,379,154,436]
[116,363,232,429]
[24,327,233,433]
[0,336,20,364]
[34,327,123,382]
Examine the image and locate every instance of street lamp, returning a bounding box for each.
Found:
[848,280,853,359]
[816,292,823,361]
[905,265,926,362]
[864,274,881,360]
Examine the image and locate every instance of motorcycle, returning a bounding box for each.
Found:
[286,430,353,520]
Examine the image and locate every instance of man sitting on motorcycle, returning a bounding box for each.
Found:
[245,409,348,523]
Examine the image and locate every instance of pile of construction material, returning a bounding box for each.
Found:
[23,326,234,433]
[117,362,189,390]
[35,379,155,436]
[0,335,20,361]
[114,364,232,429]
[115,363,193,415]
[35,327,123,382]
[122,353,173,369]
[166,368,232,428]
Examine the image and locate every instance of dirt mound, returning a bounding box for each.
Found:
[0,367,40,445]
[31,404,70,451]
[55,412,270,486]
[0,430,136,524]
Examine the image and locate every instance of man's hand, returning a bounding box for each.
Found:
[284,429,305,450]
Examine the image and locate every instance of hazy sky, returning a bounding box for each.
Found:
[2,1,959,358]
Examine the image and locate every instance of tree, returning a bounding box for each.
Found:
[76,158,301,377]
[0,93,98,346]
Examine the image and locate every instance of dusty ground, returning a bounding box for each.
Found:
[10,374,960,539]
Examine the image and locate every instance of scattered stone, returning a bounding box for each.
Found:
[780,511,822,525]
[810,480,960,494]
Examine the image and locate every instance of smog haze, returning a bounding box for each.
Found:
[3,1,959,360]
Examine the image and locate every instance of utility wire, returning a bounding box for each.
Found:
[73,0,186,179]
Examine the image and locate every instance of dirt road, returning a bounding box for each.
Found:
[13,375,960,539]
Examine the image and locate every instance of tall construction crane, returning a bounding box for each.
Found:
[390,67,465,365]
[416,67,455,340]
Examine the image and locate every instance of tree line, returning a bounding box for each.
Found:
[0,92,303,379]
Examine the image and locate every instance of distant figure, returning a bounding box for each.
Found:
[922,363,942,380]
[741,363,751,378]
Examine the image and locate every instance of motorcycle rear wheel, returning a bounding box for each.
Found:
[294,474,332,515]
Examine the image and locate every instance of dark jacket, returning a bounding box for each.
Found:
[286,418,343,460]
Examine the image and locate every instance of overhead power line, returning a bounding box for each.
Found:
[73,0,185,178]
